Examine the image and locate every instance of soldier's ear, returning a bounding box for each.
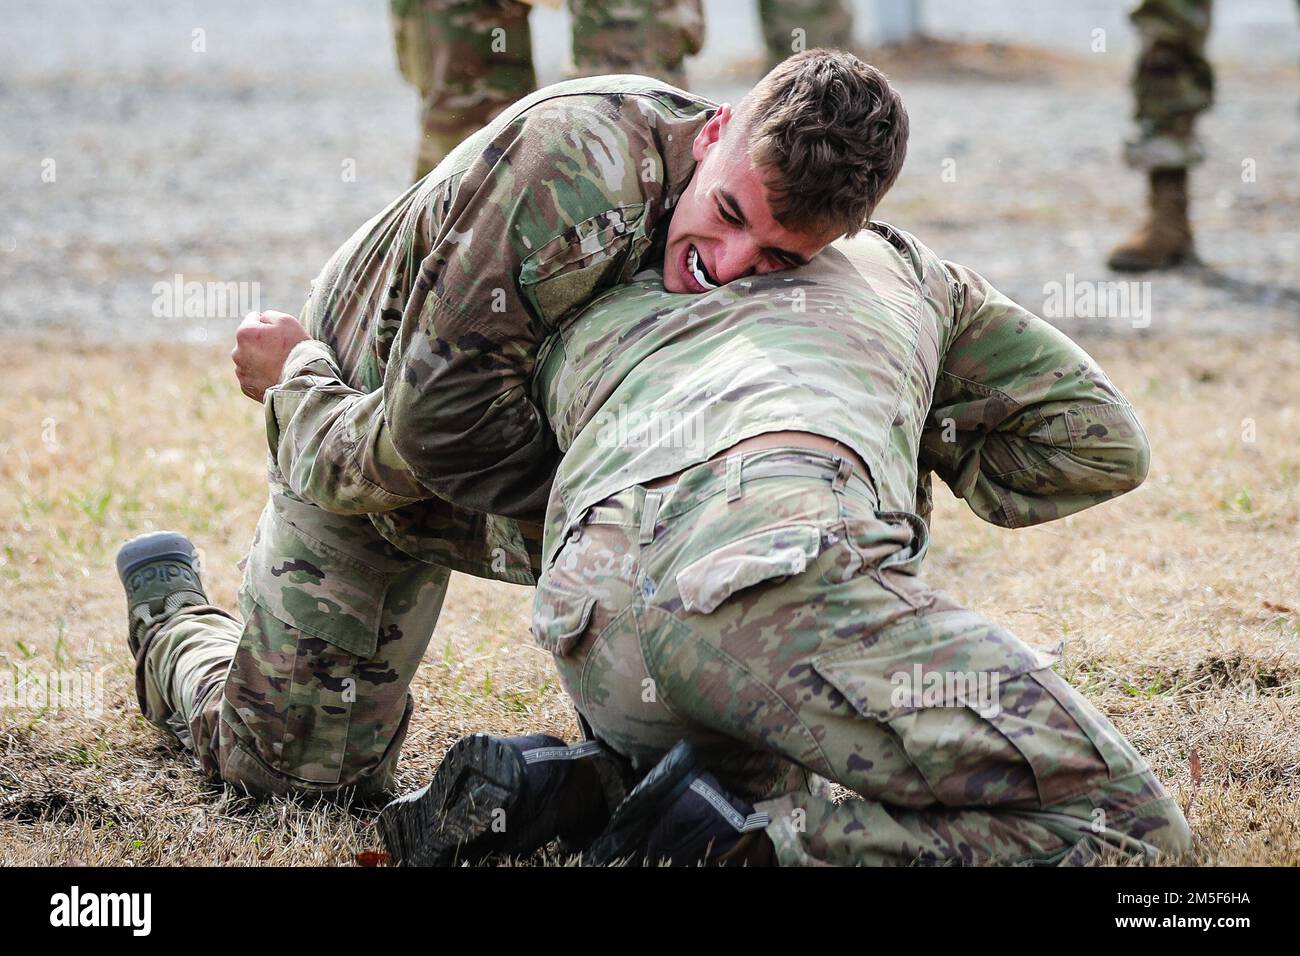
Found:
[692,104,733,162]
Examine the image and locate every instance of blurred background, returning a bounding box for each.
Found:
[1,0,1296,342]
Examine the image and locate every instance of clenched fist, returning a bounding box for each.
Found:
[231,310,311,403]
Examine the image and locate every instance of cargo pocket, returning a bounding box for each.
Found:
[810,608,1110,808]
[1031,666,1149,782]
[676,525,821,615]
[244,507,388,660]
[531,579,596,656]
[519,203,650,331]
[238,500,398,784]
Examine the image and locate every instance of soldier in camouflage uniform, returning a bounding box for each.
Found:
[386,232,1191,866]
[117,53,910,799]
[759,0,854,68]
[1109,0,1300,270]
[390,0,705,178]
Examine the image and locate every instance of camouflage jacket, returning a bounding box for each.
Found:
[535,224,1151,569]
[263,76,714,581]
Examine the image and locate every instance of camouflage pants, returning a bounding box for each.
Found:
[533,449,1192,865]
[136,465,449,798]
[758,0,855,67]
[1124,0,1299,169]
[391,0,705,178]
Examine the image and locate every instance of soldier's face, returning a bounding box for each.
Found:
[663,105,837,294]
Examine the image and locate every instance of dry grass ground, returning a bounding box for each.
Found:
[1,334,1297,866]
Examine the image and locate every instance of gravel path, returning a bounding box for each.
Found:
[2,0,1297,342]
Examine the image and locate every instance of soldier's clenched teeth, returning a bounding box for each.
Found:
[688,245,719,291]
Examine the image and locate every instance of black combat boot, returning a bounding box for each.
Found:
[584,740,779,867]
[377,733,628,866]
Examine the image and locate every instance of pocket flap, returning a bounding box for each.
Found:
[811,608,1056,722]
[676,525,821,615]
[243,509,385,659]
[519,204,648,330]
[531,580,596,656]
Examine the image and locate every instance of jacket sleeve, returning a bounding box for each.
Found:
[263,100,661,520]
[263,339,432,515]
[918,260,1151,528]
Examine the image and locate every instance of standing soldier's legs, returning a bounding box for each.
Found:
[1126,0,1215,170]
[390,0,537,181]
[536,451,1191,865]
[121,469,450,798]
[567,0,705,88]
[758,0,855,68]
[1109,0,1214,271]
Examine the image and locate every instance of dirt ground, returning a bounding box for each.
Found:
[1,335,1297,865]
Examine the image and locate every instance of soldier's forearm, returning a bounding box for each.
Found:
[928,258,1151,525]
[921,381,1150,528]
[265,348,432,515]
[981,405,1148,526]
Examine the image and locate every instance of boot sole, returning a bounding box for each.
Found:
[1107,250,1199,273]
[116,530,199,582]
[583,740,700,867]
[377,734,525,867]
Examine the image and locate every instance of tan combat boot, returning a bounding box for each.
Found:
[1107,168,1197,272]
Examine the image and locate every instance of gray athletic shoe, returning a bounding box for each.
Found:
[115,531,207,659]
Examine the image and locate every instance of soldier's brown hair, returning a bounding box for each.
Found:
[740,49,909,237]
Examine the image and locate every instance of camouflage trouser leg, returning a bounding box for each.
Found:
[137,466,450,798]
[1124,0,1214,170]
[567,0,705,89]
[533,448,1191,865]
[758,0,855,67]
[390,0,537,180]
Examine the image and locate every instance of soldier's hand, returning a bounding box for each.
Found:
[231,310,312,403]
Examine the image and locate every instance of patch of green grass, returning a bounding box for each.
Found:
[1220,489,1254,513]
[1119,672,1171,699]
[72,487,115,524]
[1272,616,1300,639]
[59,738,109,766]
[496,679,553,714]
